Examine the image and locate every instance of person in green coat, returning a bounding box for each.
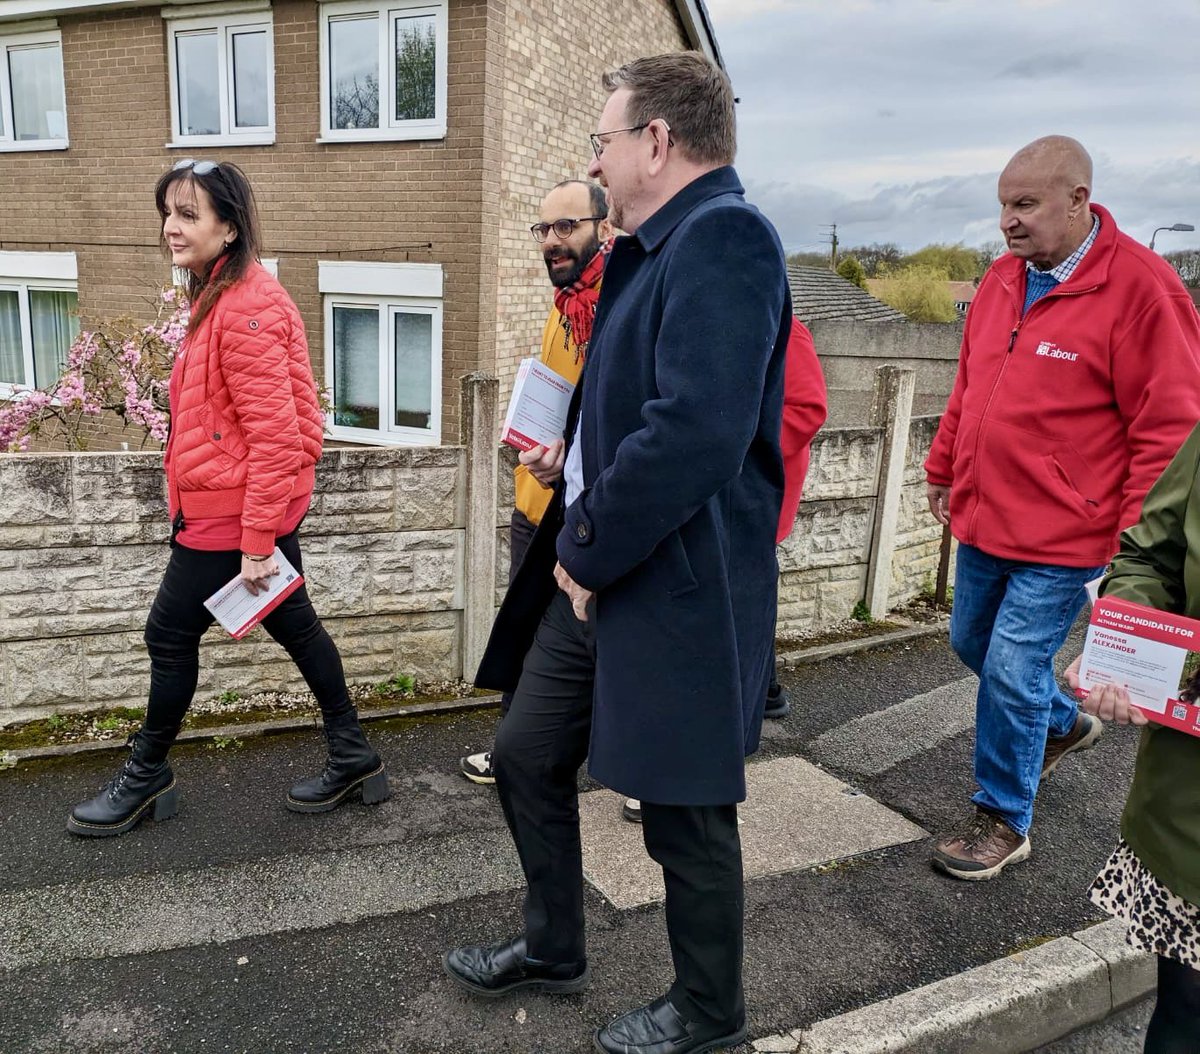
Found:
[1065,423,1200,1054]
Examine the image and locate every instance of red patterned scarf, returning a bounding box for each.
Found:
[553,240,610,361]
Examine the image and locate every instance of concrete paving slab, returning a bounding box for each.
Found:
[807,676,977,776]
[580,755,928,909]
[791,935,1111,1054]
[1072,919,1155,1010]
[0,828,524,973]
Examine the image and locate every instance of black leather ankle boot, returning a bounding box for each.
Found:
[67,732,178,838]
[286,716,390,813]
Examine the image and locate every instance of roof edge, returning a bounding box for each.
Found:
[673,0,724,68]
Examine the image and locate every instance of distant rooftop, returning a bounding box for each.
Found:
[788,265,907,325]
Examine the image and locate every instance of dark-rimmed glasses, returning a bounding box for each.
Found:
[172,158,219,175]
[530,217,605,242]
[589,123,649,160]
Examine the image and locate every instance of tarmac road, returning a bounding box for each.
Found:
[0,622,1143,1053]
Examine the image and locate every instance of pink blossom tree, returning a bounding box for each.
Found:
[0,290,188,452]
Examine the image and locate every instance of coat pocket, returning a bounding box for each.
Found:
[199,402,250,462]
[1043,446,1103,520]
[655,529,699,598]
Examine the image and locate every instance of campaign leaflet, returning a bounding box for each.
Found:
[501,358,575,452]
[203,547,304,640]
[1077,596,1200,738]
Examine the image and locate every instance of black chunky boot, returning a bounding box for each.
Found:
[67,732,178,838]
[286,716,390,813]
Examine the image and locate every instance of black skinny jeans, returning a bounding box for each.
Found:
[141,528,352,754]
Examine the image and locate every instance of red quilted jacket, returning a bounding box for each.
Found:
[165,262,325,554]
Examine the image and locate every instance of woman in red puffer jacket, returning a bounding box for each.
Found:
[68,160,389,837]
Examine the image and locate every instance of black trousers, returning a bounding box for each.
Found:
[499,508,538,718]
[141,528,353,753]
[493,589,745,1028]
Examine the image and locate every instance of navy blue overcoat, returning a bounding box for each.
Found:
[553,166,791,805]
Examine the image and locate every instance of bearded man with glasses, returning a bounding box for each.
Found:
[457,179,613,786]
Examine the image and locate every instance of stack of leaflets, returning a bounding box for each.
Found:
[203,547,304,639]
[501,358,574,452]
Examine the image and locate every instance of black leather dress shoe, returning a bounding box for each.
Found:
[593,996,746,1054]
[442,935,588,998]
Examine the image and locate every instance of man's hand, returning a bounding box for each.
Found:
[519,439,566,488]
[554,561,593,622]
[927,483,951,526]
[1064,654,1149,726]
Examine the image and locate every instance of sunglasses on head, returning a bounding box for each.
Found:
[172,158,219,176]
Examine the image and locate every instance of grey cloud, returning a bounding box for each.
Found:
[996,52,1089,80]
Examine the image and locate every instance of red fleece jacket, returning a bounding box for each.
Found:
[778,319,827,542]
[925,204,1200,567]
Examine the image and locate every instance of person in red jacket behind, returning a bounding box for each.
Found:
[924,135,1200,881]
[764,318,828,717]
[67,160,389,838]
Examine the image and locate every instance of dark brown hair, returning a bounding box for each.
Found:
[154,160,263,332]
[601,52,736,166]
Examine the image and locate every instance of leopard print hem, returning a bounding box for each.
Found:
[1089,839,1200,970]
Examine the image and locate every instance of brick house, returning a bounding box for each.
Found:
[0,0,720,448]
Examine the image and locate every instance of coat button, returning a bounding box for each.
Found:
[213,432,221,440]
[576,523,588,540]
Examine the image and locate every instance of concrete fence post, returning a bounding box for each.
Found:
[864,365,916,618]
[460,372,499,681]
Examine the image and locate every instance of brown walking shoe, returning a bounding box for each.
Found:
[931,808,1031,881]
[1041,713,1102,779]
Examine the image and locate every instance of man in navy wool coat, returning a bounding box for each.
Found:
[444,52,791,1054]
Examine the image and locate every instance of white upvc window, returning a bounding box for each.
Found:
[165,3,275,148]
[0,252,79,395]
[318,0,447,143]
[319,261,443,445]
[0,25,67,152]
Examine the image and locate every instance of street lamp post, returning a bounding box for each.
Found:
[1150,223,1195,251]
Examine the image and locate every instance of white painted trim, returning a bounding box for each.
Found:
[0,250,78,281]
[165,132,275,147]
[318,260,442,299]
[673,0,722,67]
[0,137,67,151]
[0,18,58,32]
[0,0,244,20]
[314,124,444,144]
[260,256,277,277]
[161,0,269,20]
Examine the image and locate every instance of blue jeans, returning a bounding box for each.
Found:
[950,543,1106,836]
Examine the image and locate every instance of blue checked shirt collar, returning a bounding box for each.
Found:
[1026,213,1100,284]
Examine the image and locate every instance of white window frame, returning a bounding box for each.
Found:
[319,261,443,445]
[0,25,68,152]
[165,4,275,148]
[0,251,79,396]
[318,0,447,143]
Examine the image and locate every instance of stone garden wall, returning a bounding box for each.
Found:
[0,369,946,724]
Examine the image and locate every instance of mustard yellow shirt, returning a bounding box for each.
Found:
[513,302,589,525]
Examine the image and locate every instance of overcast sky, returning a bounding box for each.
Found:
[704,0,1200,256]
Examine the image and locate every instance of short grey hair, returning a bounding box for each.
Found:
[601,52,736,166]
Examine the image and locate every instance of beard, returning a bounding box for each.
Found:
[544,234,602,288]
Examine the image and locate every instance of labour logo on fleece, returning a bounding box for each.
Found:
[1035,340,1078,362]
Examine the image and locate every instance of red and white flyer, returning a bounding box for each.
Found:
[1077,596,1200,738]
[203,547,305,640]
[500,358,575,452]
